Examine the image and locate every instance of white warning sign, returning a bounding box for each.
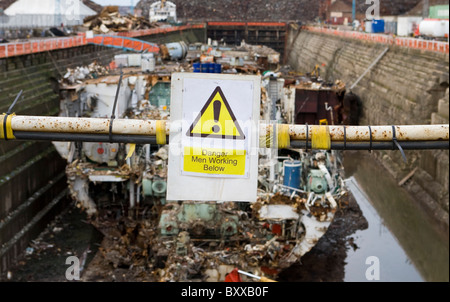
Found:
[167,73,260,202]
[182,81,252,178]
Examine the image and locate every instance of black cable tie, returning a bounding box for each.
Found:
[343,126,347,150]
[392,125,407,163]
[368,125,373,153]
[3,113,9,141]
[109,120,114,143]
[305,123,309,151]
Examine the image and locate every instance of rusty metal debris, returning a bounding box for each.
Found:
[83,6,160,34]
[4,39,443,282]
[135,0,322,22]
[61,61,110,85]
[41,40,359,282]
[6,39,441,282]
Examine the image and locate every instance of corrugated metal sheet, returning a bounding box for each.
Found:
[1,0,95,28]
[0,14,88,28]
[5,0,95,16]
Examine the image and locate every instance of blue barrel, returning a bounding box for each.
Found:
[214,63,222,74]
[283,160,302,193]
[372,19,385,33]
[201,63,210,73]
[209,63,215,73]
[193,62,201,73]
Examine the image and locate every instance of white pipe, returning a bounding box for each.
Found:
[325,192,338,209]
[8,116,449,142]
[136,185,141,207]
[285,124,449,142]
[269,149,275,183]
[10,116,167,135]
[145,144,151,169]
[129,180,135,209]
[237,270,261,280]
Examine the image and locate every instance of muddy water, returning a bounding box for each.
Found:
[342,151,449,282]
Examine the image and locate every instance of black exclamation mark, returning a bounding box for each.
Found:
[212,100,221,133]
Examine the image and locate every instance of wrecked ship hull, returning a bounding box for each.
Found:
[63,149,344,281]
[52,47,349,282]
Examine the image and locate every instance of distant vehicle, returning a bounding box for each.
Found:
[415,19,449,40]
[149,0,177,23]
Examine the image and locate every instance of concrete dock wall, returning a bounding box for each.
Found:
[0,26,206,276]
[287,28,449,230]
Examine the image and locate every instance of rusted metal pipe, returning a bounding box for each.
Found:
[7,116,450,142]
[10,116,169,135]
[285,124,449,142]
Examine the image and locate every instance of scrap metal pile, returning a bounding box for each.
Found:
[50,41,351,282]
[186,41,281,76]
[135,0,322,22]
[61,61,110,85]
[83,6,159,34]
[134,0,423,23]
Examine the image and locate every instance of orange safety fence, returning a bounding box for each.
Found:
[304,26,449,54]
[86,35,160,53]
[0,24,205,58]
[247,22,287,27]
[115,24,205,38]
[0,36,87,58]
[207,22,286,27]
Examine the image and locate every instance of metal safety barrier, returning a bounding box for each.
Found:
[0,24,205,58]
[1,115,448,152]
[112,24,205,38]
[207,22,286,27]
[0,35,86,58]
[304,26,449,54]
[86,35,160,53]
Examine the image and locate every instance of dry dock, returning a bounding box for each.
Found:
[0,1,448,283]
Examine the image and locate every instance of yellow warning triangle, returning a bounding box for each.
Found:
[187,86,245,140]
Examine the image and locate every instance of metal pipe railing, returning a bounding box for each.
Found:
[11,132,448,150]
[8,116,168,136]
[2,115,448,151]
[7,116,449,141]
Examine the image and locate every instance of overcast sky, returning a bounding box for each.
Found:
[92,0,139,6]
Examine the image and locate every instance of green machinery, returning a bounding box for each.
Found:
[158,201,239,238]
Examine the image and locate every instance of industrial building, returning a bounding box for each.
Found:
[149,0,176,23]
[0,0,97,28]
